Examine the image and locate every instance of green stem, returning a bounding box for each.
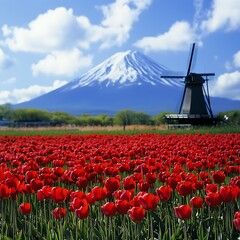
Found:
[214,208,218,240]
[165,203,171,239]
[148,211,153,240]
[184,220,188,240]
[75,216,78,240]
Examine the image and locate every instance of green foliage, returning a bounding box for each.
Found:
[75,114,113,126]
[153,112,171,125]
[1,107,240,128]
[113,110,152,127]
[12,108,51,122]
[134,112,154,125]
[114,110,135,127]
[0,103,12,120]
[217,110,240,125]
[50,111,76,124]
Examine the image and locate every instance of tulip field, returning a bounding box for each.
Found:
[0,133,239,239]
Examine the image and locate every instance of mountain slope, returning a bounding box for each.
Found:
[62,50,181,89]
[14,50,240,115]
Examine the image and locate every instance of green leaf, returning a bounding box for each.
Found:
[17,230,23,240]
[0,235,12,240]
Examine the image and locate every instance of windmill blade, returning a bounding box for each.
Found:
[161,75,186,78]
[197,73,215,77]
[187,43,195,75]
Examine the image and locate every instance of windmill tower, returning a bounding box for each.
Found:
[161,43,218,125]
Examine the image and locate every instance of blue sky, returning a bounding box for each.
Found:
[0,0,240,104]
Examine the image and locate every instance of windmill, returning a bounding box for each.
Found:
[161,43,219,125]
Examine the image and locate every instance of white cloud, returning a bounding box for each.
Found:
[193,0,204,28]
[211,71,240,100]
[0,48,14,70]
[0,80,67,104]
[32,48,93,76]
[3,8,85,53]
[223,50,240,71]
[224,61,232,71]
[134,21,200,52]
[201,0,240,32]
[2,2,151,76]
[3,1,151,53]
[96,0,152,49]
[233,51,240,68]
[2,77,16,85]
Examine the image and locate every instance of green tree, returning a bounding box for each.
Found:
[50,111,76,124]
[0,103,12,121]
[217,110,240,125]
[153,112,171,125]
[77,114,92,126]
[95,114,114,126]
[12,108,51,122]
[114,110,137,130]
[134,112,153,125]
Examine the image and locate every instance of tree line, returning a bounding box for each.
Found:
[0,103,169,126]
[0,103,239,127]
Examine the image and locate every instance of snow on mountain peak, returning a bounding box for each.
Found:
[68,50,181,89]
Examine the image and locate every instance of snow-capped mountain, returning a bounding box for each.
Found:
[67,50,180,88]
[14,50,240,115]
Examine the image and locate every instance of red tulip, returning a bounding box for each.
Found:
[176,181,194,196]
[205,192,222,207]
[113,190,134,201]
[91,186,108,201]
[199,171,209,181]
[205,184,218,193]
[233,212,240,232]
[190,196,203,209]
[211,170,225,184]
[5,177,20,190]
[158,171,170,183]
[69,198,88,212]
[174,205,192,220]
[128,207,145,222]
[115,199,130,215]
[156,186,172,201]
[53,167,65,177]
[70,190,86,201]
[37,186,52,201]
[76,177,88,189]
[52,207,67,219]
[51,186,69,203]
[146,172,156,184]
[18,202,32,215]
[75,205,89,219]
[0,184,10,199]
[86,192,96,205]
[123,176,136,190]
[132,173,143,182]
[104,177,121,192]
[230,176,240,188]
[235,211,240,219]
[233,218,240,231]
[138,180,150,192]
[30,178,44,192]
[139,193,159,211]
[25,171,38,184]
[219,185,238,203]
[166,174,182,189]
[70,168,85,181]
[195,181,204,191]
[101,202,117,217]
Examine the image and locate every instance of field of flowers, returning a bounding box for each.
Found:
[0,133,239,240]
